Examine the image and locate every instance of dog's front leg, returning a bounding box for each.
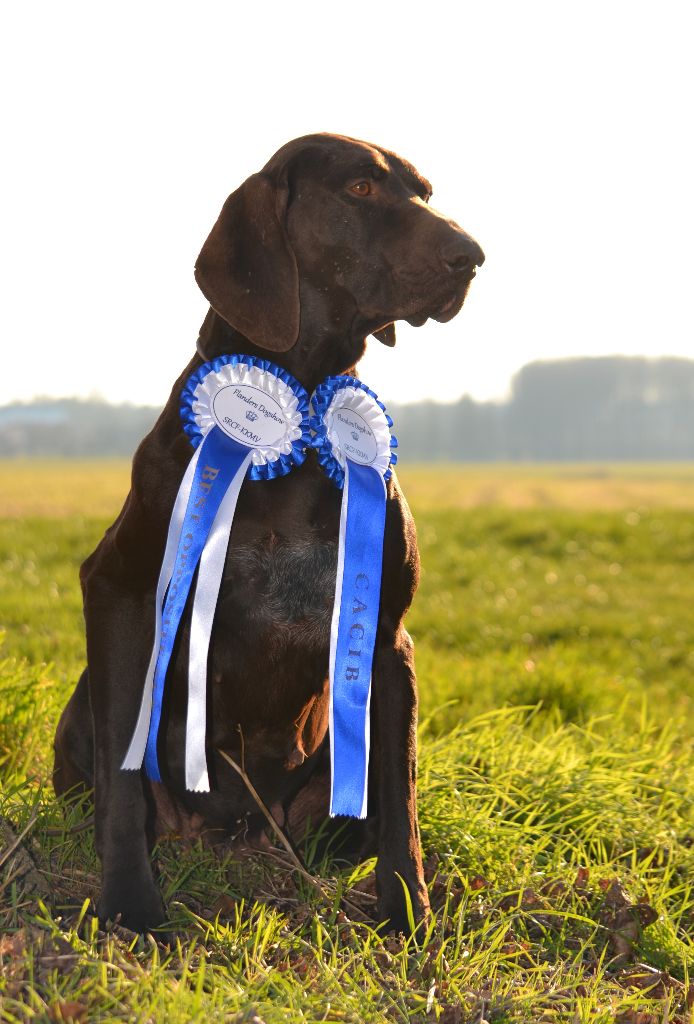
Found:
[85,577,166,933]
[371,624,430,934]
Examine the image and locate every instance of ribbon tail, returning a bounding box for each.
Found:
[185,449,253,792]
[329,459,387,818]
[328,461,349,812]
[121,442,205,771]
[142,429,251,782]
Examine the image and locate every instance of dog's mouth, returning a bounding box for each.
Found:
[405,271,475,328]
[431,291,466,323]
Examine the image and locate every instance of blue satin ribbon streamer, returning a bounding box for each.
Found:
[144,426,250,781]
[330,459,387,818]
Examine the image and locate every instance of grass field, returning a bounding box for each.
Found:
[1,461,693,1022]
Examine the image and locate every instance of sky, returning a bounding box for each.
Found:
[1,0,692,407]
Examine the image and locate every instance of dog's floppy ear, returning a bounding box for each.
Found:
[194,172,299,353]
[372,323,396,347]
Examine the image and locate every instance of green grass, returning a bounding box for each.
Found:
[1,462,693,1022]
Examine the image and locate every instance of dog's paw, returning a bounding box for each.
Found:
[97,875,167,937]
[376,879,431,937]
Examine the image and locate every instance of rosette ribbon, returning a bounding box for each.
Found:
[122,354,311,792]
[310,376,397,818]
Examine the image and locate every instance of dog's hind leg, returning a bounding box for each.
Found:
[53,668,94,797]
[286,746,375,864]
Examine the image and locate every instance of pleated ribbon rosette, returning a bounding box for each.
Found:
[310,375,398,817]
[122,354,311,792]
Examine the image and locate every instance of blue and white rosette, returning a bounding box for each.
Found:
[122,354,311,792]
[311,376,398,818]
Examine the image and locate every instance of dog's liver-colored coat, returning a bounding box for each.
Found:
[53,133,484,934]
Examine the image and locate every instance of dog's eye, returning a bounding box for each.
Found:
[349,181,372,197]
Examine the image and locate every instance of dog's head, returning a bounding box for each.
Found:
[195,133,484,355]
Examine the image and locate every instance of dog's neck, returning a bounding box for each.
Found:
[195,308,367,392]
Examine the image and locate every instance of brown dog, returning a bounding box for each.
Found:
[53,133,484,934]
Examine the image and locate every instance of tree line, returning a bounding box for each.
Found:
[2,357,693,460]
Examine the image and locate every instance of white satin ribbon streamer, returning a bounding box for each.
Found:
[185,448,253,791]
[121,442,205,772]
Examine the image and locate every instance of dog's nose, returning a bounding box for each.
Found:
[440,234,485,274]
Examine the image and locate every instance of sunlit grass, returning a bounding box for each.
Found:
[3,460,694,518]
[1,461,693,1021]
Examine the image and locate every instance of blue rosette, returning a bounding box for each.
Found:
[122,353,311,793]
[310,374,398,489]
[180,353,312,479]
[309,374,398,819]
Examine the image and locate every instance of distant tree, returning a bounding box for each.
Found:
[0,399,158,458]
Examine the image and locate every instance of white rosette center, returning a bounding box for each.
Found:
[324,386,392,476]
[192,362,303,465]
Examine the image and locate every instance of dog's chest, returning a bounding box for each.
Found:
[203,462,342,651]
[218,534,338,644]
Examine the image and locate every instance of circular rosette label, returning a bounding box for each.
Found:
[329,405,379,466]
[310,376,397,488]
[180,355,311,480]
[211,383,288,449]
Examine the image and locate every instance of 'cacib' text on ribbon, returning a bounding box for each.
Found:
[328,458,388,818]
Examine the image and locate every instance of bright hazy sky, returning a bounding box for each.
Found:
[2,1,692,407]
